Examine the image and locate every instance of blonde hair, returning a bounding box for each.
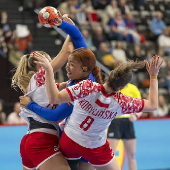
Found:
[107,61,145,91]
[11,51,50,93]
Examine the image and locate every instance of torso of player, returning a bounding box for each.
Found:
[19,68,58,128]
[64,80,144,148]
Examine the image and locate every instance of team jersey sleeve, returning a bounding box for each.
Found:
[27,101,73,121]
[34,67,46,86]
[58,20,87,48]
[65,79,99,101]
[118,93,144,114]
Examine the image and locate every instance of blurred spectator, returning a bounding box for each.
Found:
[82,0,100,26]
[92,25,109,48]
[0,31,8,57]
[0,99,6,124]
[156,49,168,78]
[158,57,170,91]
[125,13,146,44]
[108,10,134,43]
[95,41,120,69]
[134,0,145,10]
[12,24,33,54]
[92,0,110,10]
[111,41,127,63]
[130,45,146,62]
[158,69,170,92]
[105,0,119,19]
[21,0,46,10]
[157,27,170,57]
[81,28,96,51]
[0,11,12,33]
[149,11,166,41]
[7,102,26,124]
[153,95,170,117]
[102,0,119,32]
[0,11,12,46]
[57,0,80,24]
[46,0,63,8]
[117,0,130,17]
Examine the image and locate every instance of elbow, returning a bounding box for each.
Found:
[48,97,59,104]
[150,104,158,112]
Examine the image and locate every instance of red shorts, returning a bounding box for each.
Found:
[20,132,60,169]
[60,132,114,166]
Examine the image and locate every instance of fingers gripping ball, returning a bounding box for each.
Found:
[38,6,60,28]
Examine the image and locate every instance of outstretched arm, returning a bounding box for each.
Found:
[142,55,163,112]
[28,101,73,121]
[19,96,73,121]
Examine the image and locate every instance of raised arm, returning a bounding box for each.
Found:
[142,55,163,112]
[51,35,73,73]
[51,14,87,73]
[50,14,74,73]
[58,20,87,48]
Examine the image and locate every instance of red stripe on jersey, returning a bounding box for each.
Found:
[95,99,109,108]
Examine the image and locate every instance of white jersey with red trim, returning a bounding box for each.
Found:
[64,79,144,148]
[19,67,59,129]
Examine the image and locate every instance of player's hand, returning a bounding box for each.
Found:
[19,96,32,108]
[145,55,163,77]
[62,14,75,25]
[53,10,63,26]
[32,52,53,72]
[129,113,137,122]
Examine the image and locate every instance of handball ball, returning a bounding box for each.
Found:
[38,6,60,28]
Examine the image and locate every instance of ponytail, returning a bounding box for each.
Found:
[107,61,145,91]
[92,65,103,84]
[11,54,36,93]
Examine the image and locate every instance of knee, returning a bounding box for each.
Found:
[127,152,136,160]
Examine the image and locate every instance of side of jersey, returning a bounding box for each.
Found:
[64,80,144,148]
[19,67,58,128]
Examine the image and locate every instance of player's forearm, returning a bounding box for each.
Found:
[143,76,158,112]
[27,101,72,121]
[45,67,60,104]
[51,35,73,73]
[148,75,158,109]
[58,20,87,48]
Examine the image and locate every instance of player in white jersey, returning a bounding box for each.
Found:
[22,50,162,170]
[11,15,74,170]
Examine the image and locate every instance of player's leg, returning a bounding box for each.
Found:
[93,158,120,170]
[107,138,119,153]
[39,153,71,170]
[67,159,79,170]
[123,139,137,170]
[107,119,121,153]
[79,161,95,170]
